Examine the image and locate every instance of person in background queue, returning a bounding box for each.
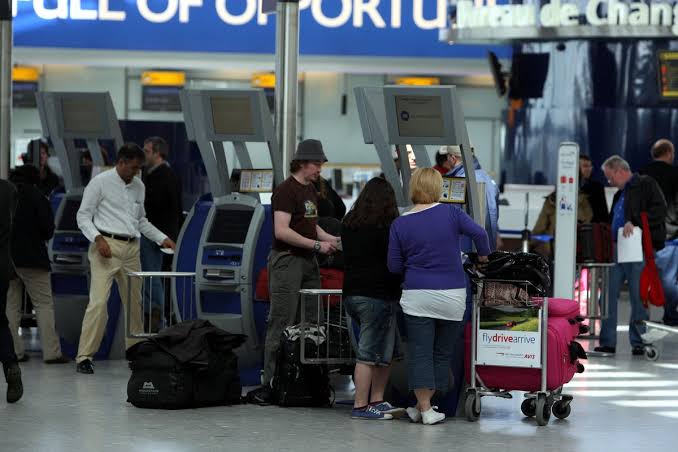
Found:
[75,144,176,374]
[640,139,678,326]
[444,145,501,250]
[596,155,666,355]
[342,177,404,420]
[579,154,610,223]
[0,179,22,403]
[388,168,490,425]
[252,139,340,404]
[6,165,68,364]
[142,137,182,331]
[433,147,455,175]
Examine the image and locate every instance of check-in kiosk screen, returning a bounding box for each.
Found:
[58,199,82,231]
[207,208,254,244]
[61,98,104,135]
[395,95,444,138]
[211,97,256,136]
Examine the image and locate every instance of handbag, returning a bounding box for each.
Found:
[639,212,665,307]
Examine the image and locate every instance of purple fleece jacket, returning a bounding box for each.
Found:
[388,204,491,291]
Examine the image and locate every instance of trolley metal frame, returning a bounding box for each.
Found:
[641,321,678,361]
[298,289,355,366]
[465,278,573,426]
[126,271,196,339]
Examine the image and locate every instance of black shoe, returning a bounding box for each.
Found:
[663,319,678,327]
[593,346,616,354]
[246,385,274,405]
[3,363,23,404]
[632,346,645,356]
[17,354,29,363]
[45,355,70,364]
[76,359,94,374]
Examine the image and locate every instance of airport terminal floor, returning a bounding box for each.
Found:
[1,297,676,452]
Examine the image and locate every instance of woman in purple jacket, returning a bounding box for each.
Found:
[388,168,490,425]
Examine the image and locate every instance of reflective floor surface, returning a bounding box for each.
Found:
[1,299,676,452]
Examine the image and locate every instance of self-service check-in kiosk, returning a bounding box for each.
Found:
[355,85,481,416]
[36,92,125,359]
[173,90,283,383]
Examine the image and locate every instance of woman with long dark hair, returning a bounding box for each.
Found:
[342,177,404,420]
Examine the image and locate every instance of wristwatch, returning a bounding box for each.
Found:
[313,241,321,252]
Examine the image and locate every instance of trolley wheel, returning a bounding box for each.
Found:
[465,392,481,422]
[552,401,572,420]
[645,346,659,361]
[535,394,551,426]
[521,399,536,417]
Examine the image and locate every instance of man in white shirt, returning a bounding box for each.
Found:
[75,144,175,374]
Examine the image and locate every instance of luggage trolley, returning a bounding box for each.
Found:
[465,278,573,426]
[641,321,678,361]
[298,289,355,366]
[125,271,197,339]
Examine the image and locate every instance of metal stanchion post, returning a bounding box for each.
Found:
[0,0,13,179]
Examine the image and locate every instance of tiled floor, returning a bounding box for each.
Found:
[1,298,676,452]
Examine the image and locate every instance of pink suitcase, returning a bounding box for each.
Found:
[465,298,585,392]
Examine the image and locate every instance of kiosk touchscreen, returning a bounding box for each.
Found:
[36,92,125,359]
[174,89,282,378]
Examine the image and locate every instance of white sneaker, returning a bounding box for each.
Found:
[406,407,422,423]
[421,407,445,425]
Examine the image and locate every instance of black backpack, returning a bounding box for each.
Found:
[127,340,242,409]
[272,325,334,407]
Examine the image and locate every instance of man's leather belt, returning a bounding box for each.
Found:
[99,231,136,243]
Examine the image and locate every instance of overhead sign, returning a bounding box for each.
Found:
[11,0,510,59]
[659,51,678,99]
[445,0,678,42]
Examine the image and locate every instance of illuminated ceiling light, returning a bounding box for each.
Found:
[395,77,441,86]
[251,73,275,89]
[141,71,186,87]
[653,411,678,419]
[613,400,678,408]
[566,380,678,388]
[12,66,39,82]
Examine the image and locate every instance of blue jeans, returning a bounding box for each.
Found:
[405,314,463,392]
[655,243,678,324]
[139,236,165,312]
[600,259,647,348]
[344,296,401,366]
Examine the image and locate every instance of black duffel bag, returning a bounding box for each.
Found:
[126,320,246,409]
[466,251,551,296]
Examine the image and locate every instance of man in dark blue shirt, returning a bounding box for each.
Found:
[596,156,667,355]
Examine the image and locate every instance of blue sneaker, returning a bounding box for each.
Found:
[371,401,407,419]
[351,405,393,420]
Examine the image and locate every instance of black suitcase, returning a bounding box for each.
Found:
[577,223,613,263]
[273,326,333,407]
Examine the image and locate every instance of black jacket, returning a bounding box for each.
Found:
[580,179,610,223]
[611,174,667,251]
[640,161,678,240]
[0,180,17,281]
[38,166,60,197]
[9,173,55,271]
[143,163,182,241]
[127,320,246,364]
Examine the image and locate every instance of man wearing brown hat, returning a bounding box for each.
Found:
[256,139,340,401]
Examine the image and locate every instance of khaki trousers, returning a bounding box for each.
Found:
[6,267,63,361]
[76,238,144,363]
